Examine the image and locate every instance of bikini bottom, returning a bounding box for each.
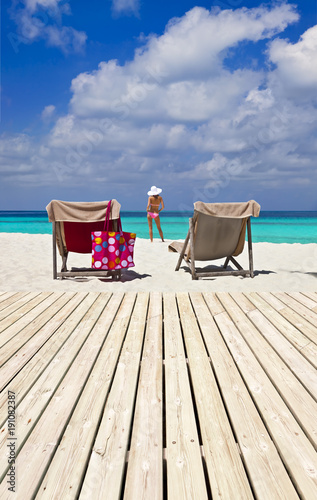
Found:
[148,212,159,219]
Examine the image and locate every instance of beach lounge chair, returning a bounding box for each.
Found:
[168,200,261,279]
[46,199,122,280]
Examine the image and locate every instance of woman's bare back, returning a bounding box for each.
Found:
[147,195,163,213]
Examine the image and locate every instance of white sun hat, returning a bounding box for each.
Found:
[147,185,162,196]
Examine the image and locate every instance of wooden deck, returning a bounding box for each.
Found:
[0,290,316,499]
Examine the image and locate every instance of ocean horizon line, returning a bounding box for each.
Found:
[1,209,317,215]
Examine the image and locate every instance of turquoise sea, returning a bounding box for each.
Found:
[0,211,316,244]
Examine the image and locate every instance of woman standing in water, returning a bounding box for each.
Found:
[146,186,165,242]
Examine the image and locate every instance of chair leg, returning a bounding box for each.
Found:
[247,218,254,278]
[175,230,190,271]
[52,222,57,280]
[189,218,197,279]
[223,257,230,269]
[229,256,243,271]
[61,252,68,273]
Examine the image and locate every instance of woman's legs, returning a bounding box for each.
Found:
[147,215,153,242]
[154,216,164,242]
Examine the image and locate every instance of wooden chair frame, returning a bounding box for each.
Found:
[52,220,122,281]
[175,214,254,280]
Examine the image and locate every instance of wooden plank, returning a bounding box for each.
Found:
[0,292,103,481]
[247,308,317,400]
[195,269,250,278]
[287,292,317,311]
[35,293,136,500]
[193,292,299,499]
[274,292,317,329]
[300,342,317,369]
[0,292,30,313]
[200,292,225,315]
[0,292,68,372]
[0,292,83,390]
[0,292,89,427]
[218,292,317,448]
[79,293,148,500]
[246,293,317,368]
[211,300,317,499]
[229,293,317,398]
[0,292,42,330]
[259,292,317,344]
[124,292,163,500]
[0,289,315,499]
[229,292,257,314]
[301,292,317,312]
[0,292,114,499]
[177,292,253,499]
[163,293,208,500]
[0,292,55,344]
[56,270,117,278]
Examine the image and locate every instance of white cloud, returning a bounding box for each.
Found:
[8,0,87,53]
[0,134,44,185]
[134,4,298,78]
[0,134,31,157]
[69,3,298,121]
[245,88,275,110]
[41,104,56,121]
[268,25,317,96]
[2,4,317,209]
[111,0,140,17]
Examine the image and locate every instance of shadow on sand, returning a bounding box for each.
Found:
[179,265,276,279]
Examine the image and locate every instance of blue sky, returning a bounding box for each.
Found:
[1,0,317,211]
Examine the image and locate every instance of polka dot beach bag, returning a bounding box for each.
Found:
[91,200,136,270]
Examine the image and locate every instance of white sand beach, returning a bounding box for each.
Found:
[0,233,316,292]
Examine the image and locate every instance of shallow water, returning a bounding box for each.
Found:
[0,210,316,244]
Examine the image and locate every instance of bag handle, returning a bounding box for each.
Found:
[103,200,112,231]
[103,200,123,233]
